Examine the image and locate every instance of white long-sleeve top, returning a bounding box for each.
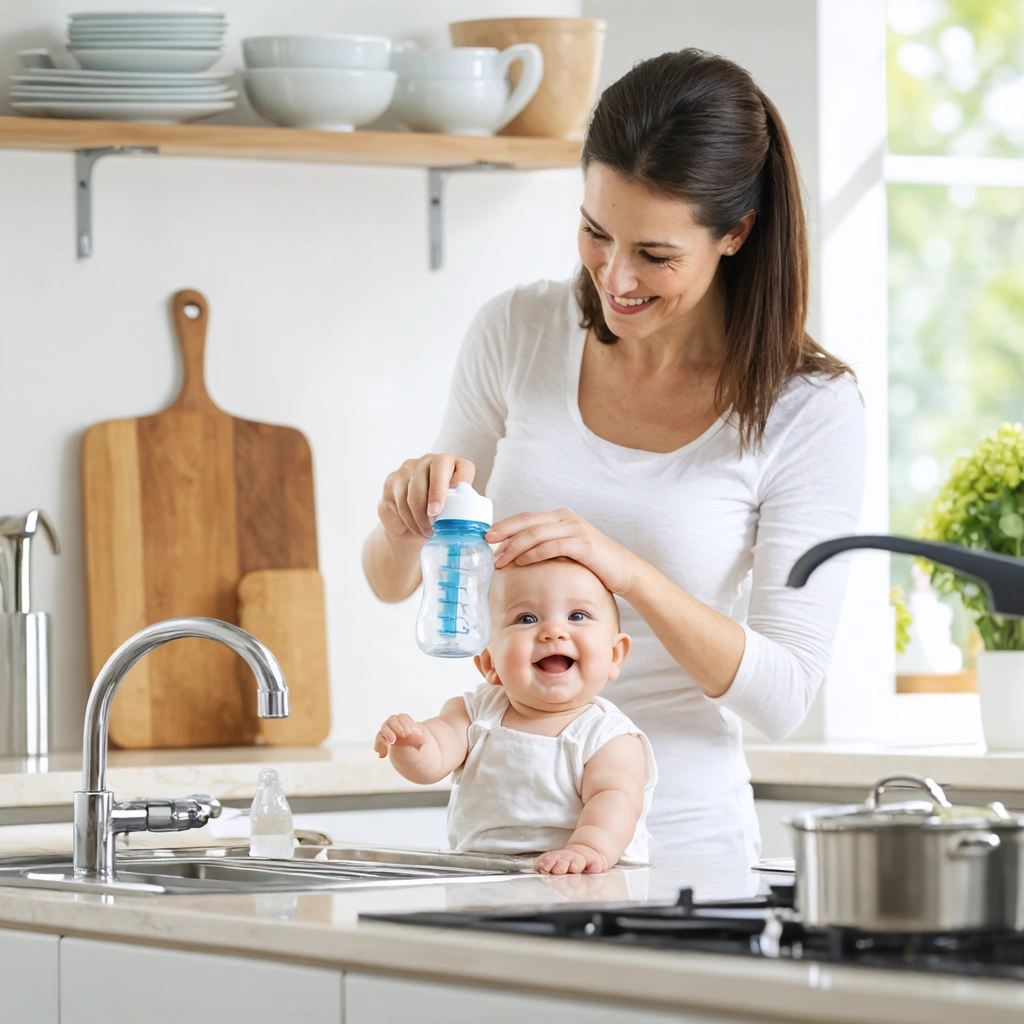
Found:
[434,279,866,868]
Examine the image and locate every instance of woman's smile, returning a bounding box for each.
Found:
[606,292,658,315]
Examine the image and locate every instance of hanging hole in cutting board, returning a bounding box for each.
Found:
[183,303,201,320]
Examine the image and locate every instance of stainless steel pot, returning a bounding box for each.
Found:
[784,774,1024,933]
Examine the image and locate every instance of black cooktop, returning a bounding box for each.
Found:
[362,884,1024,982]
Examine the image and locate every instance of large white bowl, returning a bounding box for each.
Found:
[242,34,391,70]
[243,67,396,131]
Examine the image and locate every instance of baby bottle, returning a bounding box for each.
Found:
[249,768,294,859]
[416,482,494,658]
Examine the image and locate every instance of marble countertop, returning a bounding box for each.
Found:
[0,743,445,809]
[0,826,1022,1023]
[3,740,1023,811]
[745,741,1024,793]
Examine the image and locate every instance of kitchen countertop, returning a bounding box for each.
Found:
[3,740,1023,811]
[744,741,1024,794]
[0,743,445,809]
[0,826,1022,1024]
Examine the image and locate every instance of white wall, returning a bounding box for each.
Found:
[0,0,583,751]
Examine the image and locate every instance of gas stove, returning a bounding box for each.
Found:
[362,883,1024,982]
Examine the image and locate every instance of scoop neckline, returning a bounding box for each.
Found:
[497,695,598,738]
[564,309,730,464]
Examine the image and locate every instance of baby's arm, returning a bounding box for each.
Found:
[373,696,471,785]
[535,734,647,875]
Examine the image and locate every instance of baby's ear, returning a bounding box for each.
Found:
[607,632,631,682]
[473,649,502,686]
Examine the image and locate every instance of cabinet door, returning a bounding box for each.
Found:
[59,938,342,1024]
[0,926,59,1024]
[345,973,762,1024]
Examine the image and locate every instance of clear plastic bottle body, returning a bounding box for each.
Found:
[416,520,494,658]
[249,767,294,859]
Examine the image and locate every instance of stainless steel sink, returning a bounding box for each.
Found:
[0,845,529,896]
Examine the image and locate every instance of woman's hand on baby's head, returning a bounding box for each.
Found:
[534,844,608,875]
[373,714,427,758]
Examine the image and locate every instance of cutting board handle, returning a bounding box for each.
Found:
[169,289,219,414]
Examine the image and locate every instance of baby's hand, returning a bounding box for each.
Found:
[534,844,608,875]
[373,714,428,758]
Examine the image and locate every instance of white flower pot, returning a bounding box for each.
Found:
[977,650,1024,751]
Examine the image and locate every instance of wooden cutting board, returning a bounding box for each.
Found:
[237,568,331,746]
[82,288,319,748]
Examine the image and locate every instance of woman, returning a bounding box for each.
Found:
[363,49,865,870]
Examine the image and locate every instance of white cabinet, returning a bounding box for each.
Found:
[59,938,342,1024]
[345,974,762,1024]
[0,926,59,1023]
[754,800,820,859]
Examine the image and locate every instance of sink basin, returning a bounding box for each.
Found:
[0,845,528,896]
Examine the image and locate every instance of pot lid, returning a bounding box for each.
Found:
[785,774,1024,832]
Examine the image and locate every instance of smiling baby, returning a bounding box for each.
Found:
[374,557,657,873]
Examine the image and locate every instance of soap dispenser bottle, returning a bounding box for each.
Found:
[0,510,59,757]
[249,768,295,859]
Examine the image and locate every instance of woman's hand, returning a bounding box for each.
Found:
[487,509,638,595]
[377,454,476,540]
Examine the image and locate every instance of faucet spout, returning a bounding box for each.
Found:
[75,617,288,878]
[787,534,1024,618]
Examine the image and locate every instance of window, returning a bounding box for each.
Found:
[886,0,1024,664]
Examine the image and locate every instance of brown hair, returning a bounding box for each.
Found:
[577,48,852,449]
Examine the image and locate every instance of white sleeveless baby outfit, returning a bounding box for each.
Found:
[446,683,658,864]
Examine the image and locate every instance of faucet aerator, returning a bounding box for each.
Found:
[259,691,289,718]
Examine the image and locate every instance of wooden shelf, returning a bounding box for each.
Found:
[0,116,582,170]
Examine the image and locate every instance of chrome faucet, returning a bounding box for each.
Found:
[73,617,289,880]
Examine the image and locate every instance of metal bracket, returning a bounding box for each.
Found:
[428,162,512,270]
[75,146,157,259]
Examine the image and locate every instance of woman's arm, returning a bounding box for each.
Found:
[535,734,647,874]
[489,379,866,740]
[362,294,510,602]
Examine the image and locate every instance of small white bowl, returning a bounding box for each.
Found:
[243,67,396,131]
[242,34,390,70]
[69,47,222,72]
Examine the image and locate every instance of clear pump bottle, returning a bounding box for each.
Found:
[416,483,494,658]
[249,768,294,859]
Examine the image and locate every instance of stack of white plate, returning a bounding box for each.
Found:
[10,66,237,123]
[67,9,227,73]
[9,10,236,123]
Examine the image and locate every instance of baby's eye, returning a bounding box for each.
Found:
[568,611,589,622]
[514,613,538,625]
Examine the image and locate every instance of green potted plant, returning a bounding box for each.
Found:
[919,422,1024,749]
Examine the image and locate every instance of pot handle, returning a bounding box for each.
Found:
[865,774,952,810]
[494,43,544,131]
[949,833,1001,859]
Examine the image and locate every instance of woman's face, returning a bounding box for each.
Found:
[578,163,748,343]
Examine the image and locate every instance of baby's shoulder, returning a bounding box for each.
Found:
[461,682,507,724]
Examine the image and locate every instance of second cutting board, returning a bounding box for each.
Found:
[82,288,319,748]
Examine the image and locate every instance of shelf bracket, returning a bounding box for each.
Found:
[428,162,512,271]
[75,146,157,259]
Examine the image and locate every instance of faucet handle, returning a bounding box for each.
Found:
[113,794,223,832]
[189,794,222,822]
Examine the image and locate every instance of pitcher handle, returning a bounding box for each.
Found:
[494,43,544,131]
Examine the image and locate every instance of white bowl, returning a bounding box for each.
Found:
[242,34,390,71]
[243,67,396,131]
[69,47,222,72]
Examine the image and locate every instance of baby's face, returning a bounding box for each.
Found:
[475,559,629,713]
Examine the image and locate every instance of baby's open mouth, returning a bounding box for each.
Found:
[533,655,575,675]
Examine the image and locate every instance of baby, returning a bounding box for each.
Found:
[374,557,657,874]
